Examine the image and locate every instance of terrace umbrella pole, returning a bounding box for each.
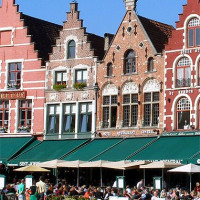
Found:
[162,168,164,189]
[100,167,103,187]
[190,173,192,192]
[143,169,146,187]
[77,168,79,187]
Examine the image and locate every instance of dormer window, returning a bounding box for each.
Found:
[124,50,136,74]
[147,57,154,72]
[67,40,75,59]
[188,18,200,47]
[107,63,113,77]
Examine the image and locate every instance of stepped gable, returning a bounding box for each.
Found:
[87,32,105,60]
[138,15,174,53]
[21,14,62,63]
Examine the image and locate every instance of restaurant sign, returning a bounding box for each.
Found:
[162,131,200,136]
[0,91,26,100]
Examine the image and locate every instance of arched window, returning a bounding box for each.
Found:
[188,18,200,47]
[147,57,154,72]
[177,98,190,130]
[176,57,191,88]
[67,40,75,59]
[124,50,136,74]
[107,63,113,77]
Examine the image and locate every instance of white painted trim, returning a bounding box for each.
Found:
[23,87,45,90]
[50,57,94,62]
[34,107,45,110]
[23,81,45,84]
[22,69,46,72]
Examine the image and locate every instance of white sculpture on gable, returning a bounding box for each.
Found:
[122,82,138,94]
[102,84,118,96]
[143,79,160,92]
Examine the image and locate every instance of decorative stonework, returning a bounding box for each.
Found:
[49,93,59,101]
[122,82,138,94]
[102,84,118,96]
[143,79,160,92]
[81,91,90,100]
[65,92,73,100]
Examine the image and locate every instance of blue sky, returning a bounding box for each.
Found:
[15,0,187,36]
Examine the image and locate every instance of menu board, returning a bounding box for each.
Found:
[0,176,5,189]
[25,177,32,189]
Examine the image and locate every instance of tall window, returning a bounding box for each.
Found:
[147,57,154,72]
[55,71,67,85]
[124,50,136,74]
[0,101,9,129]
[103,95,118,128]
[107,63,113,77]
[47,104,60,134]
[63,104,76,134]
[123,94,138,127]
[79,103,92,133]
[177,98,190,130]
[8,63,21,89]
[188,18,200,47]
[75,69,87,83]
[176,57,191,88]
[144,92,159,126]
[67,40,76,59]
[18,100,32,131]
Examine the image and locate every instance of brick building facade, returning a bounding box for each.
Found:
[45,3,104,139]
[96,0,173,137]
[165,0,200,132]
[0,0,60,136]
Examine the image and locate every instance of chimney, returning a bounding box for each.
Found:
[70,2,78,12]
[123,0,137,11]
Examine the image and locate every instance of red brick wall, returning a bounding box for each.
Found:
[97,9,165,137]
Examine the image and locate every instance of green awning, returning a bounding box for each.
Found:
[8,139,88,166]
[128,135,200,163]
[0,137,34,164]
[92,137,156,161]
[63,138,123,161]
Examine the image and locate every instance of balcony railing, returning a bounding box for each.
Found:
[176,78,191,88]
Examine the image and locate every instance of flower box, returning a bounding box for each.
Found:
[73,82,87,90]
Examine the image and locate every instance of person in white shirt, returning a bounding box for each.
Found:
[151,191,159,200]
[137,179,144,190]
[36,177,46,200]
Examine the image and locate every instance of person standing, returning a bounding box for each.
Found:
[18,179,25,200]
[36,177,46,200]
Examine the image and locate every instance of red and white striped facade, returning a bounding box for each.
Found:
[0,0,57,136]
[164,0,200,132]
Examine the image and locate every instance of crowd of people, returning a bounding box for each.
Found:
[1,178,200,200]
